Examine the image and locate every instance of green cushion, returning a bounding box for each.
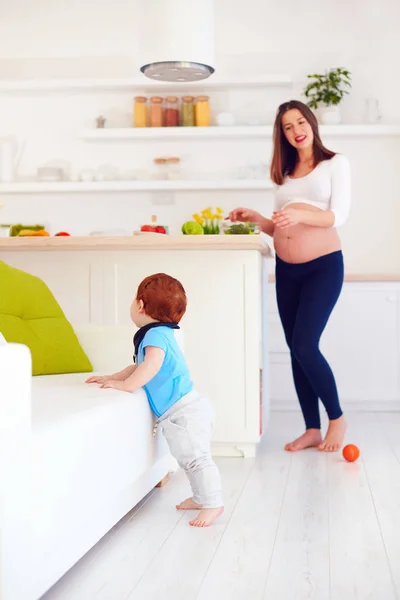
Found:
[0,260,93,376]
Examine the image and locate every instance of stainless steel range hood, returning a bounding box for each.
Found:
[139,0,215,83]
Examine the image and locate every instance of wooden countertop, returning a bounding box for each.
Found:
[1,236,399,281]
[0,234,273,255]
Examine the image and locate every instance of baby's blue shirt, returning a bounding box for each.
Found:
[137,326,193,418]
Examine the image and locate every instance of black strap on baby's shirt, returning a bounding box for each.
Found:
[133,322,179,363]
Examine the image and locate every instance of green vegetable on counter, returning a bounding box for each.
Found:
[182,221,204,235]
[224,222,257,235]
[9,224,45,237]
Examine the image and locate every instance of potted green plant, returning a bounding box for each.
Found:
[303,67,351,124]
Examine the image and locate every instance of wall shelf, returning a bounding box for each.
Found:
[0,75,293,94]
[0,179,273,194]
[81,126,273,141]
[321,125,400,136]
[81,124,400,142]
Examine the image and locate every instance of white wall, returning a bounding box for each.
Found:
[1,0,399,122]
[0,0,399,273]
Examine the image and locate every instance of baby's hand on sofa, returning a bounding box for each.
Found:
[86,375,110,384]
[100,379,126,391]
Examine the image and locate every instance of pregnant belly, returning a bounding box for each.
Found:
[273,203,341,264]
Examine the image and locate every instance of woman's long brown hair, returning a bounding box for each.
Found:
[270,100,335,185]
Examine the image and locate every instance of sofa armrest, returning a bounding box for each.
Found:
[0,344,32,600]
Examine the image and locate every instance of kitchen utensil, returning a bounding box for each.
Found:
[0,137,25,182]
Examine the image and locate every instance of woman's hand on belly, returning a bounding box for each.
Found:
[274,203,335,229]
[272,208,302,229]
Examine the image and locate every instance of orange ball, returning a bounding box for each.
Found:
[342,444,360,462]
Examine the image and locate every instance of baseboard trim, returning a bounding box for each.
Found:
[271,400,400,412]
[211,442,257,458]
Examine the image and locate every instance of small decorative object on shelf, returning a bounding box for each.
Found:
[165,157,181,180]
[165,96,179,127]
[364,98,382,124]
[150,97,163,127]
[303,67,352,125]
[152,157,168,180]
[37,166,64,181]
[96,115,106,128]
[193,206,223,234]
[152,156,181,180]
[195,96,211,127]
[133,96,148,128]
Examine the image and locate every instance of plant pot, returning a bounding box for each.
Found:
[318,105,341,125]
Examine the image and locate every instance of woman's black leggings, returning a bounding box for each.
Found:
[275,250,344,430]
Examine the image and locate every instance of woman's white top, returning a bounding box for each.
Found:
[274,154,351,227]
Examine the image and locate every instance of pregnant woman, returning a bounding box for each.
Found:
[230,100,351,452]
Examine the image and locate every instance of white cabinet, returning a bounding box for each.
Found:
[268,283,400,409]
[323,286,399,403]
[3,247,270,457]
[106,250,268,455]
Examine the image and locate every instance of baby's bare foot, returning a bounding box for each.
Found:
[319,416,347,452]
[285,429,322,452]
[189,507,224,528]
[176,498,202,511]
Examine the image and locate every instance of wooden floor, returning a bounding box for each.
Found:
[43,412,400,600]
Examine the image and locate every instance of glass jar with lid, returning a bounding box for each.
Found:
[133,96,147,128]
[181,96,195,127]
[166,157,181,180]
[150,96,164,127]
[152,158,167,180]
[165,96,179,127]
[195,96,211,127]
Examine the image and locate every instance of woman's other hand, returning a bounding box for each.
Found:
[228,207,261,223]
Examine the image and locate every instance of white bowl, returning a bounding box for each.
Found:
[133,230,166,236]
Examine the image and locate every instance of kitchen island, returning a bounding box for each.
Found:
[1,235,272,457]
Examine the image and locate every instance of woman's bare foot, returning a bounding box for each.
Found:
[176,498,202,510]
[319,416,347,452]
[285,429,322,452]
[189,507,224,528]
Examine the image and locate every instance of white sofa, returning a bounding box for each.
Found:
[0,326,176,600]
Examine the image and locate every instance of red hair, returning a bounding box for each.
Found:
[136,273,187,323]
